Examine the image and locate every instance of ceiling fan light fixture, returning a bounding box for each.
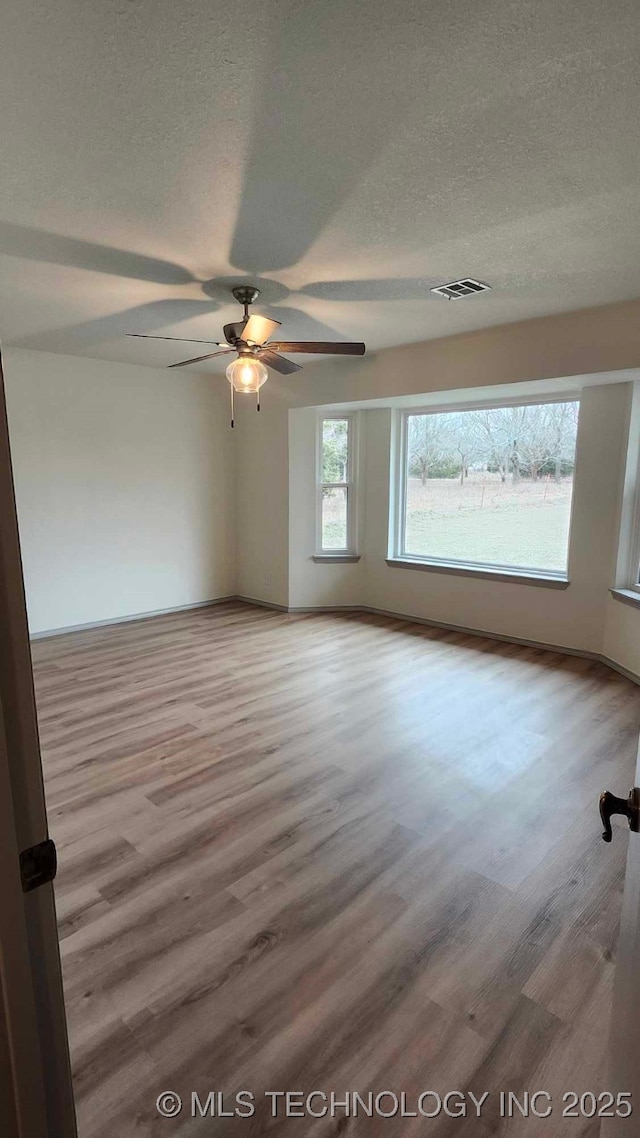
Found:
[131,283,365,429]
[226,353,269,427]
[226,354,268,393]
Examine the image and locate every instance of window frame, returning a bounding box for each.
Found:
[626,393,640,593]
[607,380,640,600]
[316,413,358,556]
[625,500,640,594]
[394,394,580,580]
[627,518,640,594]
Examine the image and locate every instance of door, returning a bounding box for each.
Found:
[602,748,640,1135]
[0,344,77,1137]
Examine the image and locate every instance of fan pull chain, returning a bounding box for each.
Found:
[230,383,234,429]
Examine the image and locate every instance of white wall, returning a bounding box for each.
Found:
[603,599,640,677]
[234,385,290,606]
[237,299,640,669]
[237,298,640,617]
[6,296,640,665]
[4,349,235,634]
[288,387,631,653]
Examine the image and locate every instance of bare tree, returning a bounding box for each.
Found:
[407,414,452,484]
[517,405,551,480]
[449,413,477,485]
[473,405,529,482]
[406,401,578,488]
[474,408,512,482]
[545,401,579,481]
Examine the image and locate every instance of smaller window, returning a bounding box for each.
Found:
[317,416,356,553]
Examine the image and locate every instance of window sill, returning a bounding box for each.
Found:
[610,588,640,611]
[385,558,569,589]
[312,554,361,564]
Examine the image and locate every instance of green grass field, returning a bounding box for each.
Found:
[320,473,574,569]
[404,473,573,571]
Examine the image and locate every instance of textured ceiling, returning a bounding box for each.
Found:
[1,0,639,372]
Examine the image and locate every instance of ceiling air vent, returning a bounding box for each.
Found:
[430,278,492,300]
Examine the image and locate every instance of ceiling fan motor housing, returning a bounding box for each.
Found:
[223,320,249,345]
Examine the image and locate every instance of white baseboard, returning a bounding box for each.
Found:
[29,595,237,640]
[234,594,289,612]
[287,604,368,614]
[243,597,640,687]
[364,604,597,658]
[599,655,640,686]
[30,592,640,688]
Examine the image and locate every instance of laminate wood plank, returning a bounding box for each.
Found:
[31,602,640,1137]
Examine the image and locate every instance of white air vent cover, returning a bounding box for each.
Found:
[430,278,491,299]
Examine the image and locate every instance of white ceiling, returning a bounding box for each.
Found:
[1,0,639,373]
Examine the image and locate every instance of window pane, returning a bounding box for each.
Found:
[322,486,348,549]
[403,402,579,573]
[322,419,349,482]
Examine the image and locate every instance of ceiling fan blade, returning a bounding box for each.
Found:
[127,334,228,345]
[258,349,303,375]
[168,349,235,369]
[242,314,281,345]
[268,341,366,356]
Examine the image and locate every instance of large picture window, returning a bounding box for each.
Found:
[399,399,579,576]
[317,416,355,553]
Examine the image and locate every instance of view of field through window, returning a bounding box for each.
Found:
[403,401,579,572]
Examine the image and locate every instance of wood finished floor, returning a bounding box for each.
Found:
[32,602,640,1138]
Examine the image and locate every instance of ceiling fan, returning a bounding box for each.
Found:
[128,285,365,426]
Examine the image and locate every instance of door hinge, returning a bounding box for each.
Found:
[19,837,57,892]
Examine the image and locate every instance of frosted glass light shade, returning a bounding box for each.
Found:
[226,356,268,393]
